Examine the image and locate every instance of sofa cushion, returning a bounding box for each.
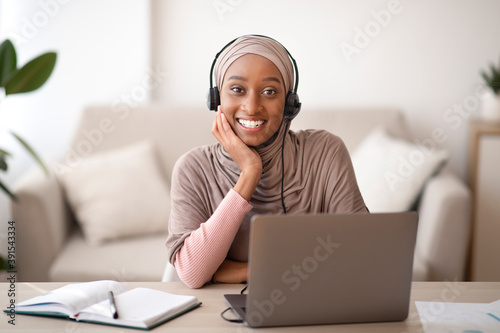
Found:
[59,140,170,245]
[49,230,167,282]
[351,128,449,212]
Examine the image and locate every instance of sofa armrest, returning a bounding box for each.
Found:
[415,171,471,281]
[11,168,74,281]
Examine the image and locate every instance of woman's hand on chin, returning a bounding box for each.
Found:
[212,107,262,174]
[213,259,248,284]
[212,107,262,201]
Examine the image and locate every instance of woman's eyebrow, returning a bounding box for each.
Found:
[262,77,281,84]
[227,75,281,84]
[227,75,247,81]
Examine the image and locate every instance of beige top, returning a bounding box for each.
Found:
[166,123,367,264]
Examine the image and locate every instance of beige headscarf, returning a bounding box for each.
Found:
[214,35,295,93]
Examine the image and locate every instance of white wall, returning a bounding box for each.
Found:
[1,0,500,221]
[151,0,500,182]
[0,0,151,221]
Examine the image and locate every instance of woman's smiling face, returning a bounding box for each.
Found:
[219,54,286,147]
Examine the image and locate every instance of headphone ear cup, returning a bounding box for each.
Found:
[284,91,301,122]
[206,87,220,111]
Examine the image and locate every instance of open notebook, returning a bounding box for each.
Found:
[8,280,201,330]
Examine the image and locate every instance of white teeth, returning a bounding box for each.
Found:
[238,119,265,128]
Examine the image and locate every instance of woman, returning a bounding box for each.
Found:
[166,35,367,289]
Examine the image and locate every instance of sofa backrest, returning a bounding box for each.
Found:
[68,105,217,184]
[291,108,410,152]
[69,105,409,183]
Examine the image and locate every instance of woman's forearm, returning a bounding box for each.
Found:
[214,259,248,283]
[174,189,252,288]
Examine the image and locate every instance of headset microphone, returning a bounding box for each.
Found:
[206,34,301,123]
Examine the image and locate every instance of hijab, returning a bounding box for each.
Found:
[214,35,295,199]
[214,35,294,94]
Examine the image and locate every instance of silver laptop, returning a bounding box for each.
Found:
[224,212,418,328]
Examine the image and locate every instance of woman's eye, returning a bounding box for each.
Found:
[231,87,243,93]
[263,89,277,95]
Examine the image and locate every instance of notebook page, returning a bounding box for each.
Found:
[17,280,127,315]
[77,288,199,327]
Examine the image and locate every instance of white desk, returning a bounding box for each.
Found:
[2,281,500,332]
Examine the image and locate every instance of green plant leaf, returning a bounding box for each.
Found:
[0,148,11,172]
[0,39,17,86]
[0,256,10,270]
[0,179,17,202]
[10,131,49,176]
[4,52,56,95]
[489,63,499,79]
[0,255,13,270]
[0,147,11,157]
[0,156,7,171]
[481,71,491,84]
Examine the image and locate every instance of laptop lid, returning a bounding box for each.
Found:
[228,212,418,328]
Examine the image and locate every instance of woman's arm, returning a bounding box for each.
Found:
[214,259,248,283]
[174,189,252,288]
[173,108,262,288]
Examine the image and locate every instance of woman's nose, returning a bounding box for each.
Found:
[243,91,260,114]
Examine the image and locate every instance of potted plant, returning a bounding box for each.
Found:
[480,56,500,122]
[0,39,57,200]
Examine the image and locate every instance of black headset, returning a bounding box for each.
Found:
[206,34,301,123]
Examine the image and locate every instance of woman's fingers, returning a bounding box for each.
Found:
[214,108,238,147]
[212,109,226,144]
[219,112,231,140]
[218,110,234,140]
[220,112,232,133]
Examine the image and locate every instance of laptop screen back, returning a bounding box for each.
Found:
[244,212,418,328]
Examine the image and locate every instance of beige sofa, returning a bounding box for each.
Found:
[11,105,471,282]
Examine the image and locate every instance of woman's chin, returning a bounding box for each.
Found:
[242,138,263,147]
[239,129,281,148]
